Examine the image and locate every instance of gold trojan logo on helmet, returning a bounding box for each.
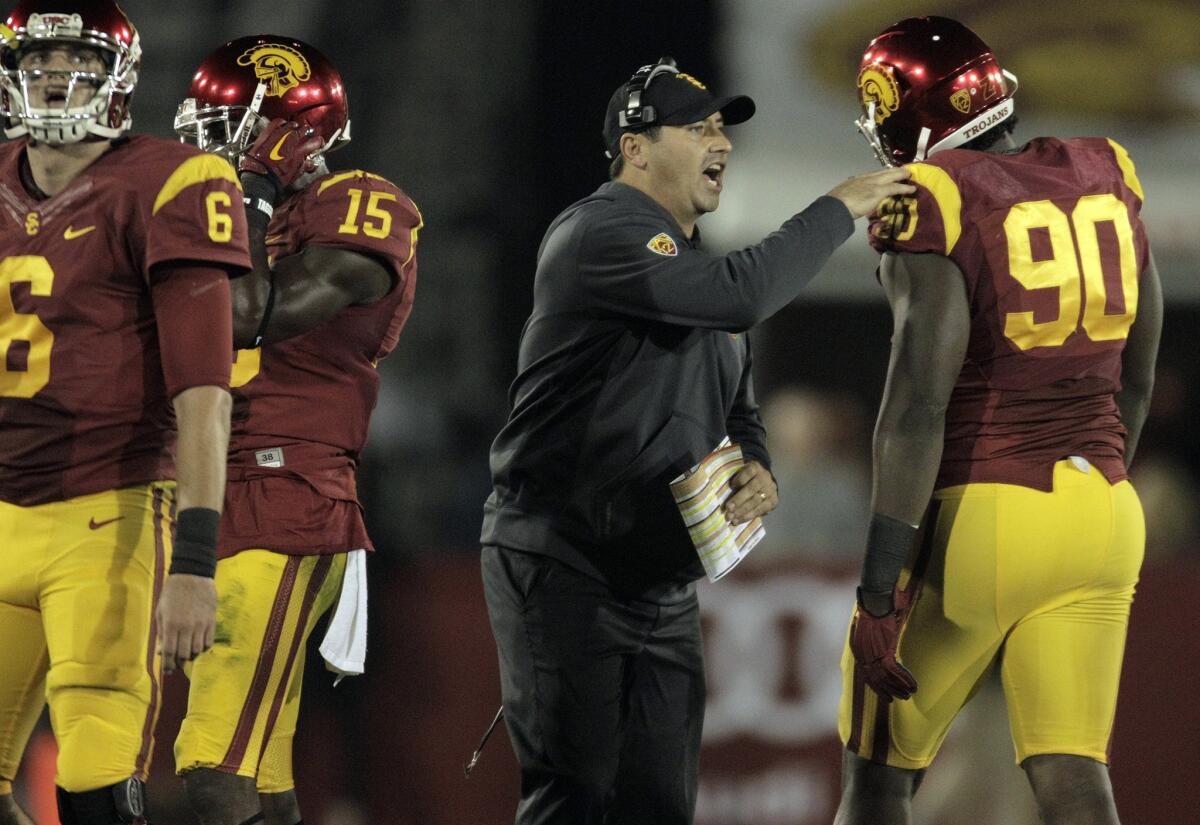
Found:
[236,43,311,97]
[857,63,900,124]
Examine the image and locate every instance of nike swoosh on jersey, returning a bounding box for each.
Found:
[64,224,96,240]
[268,132,291,161]
[88,516,123,530]
[189,278,223,298]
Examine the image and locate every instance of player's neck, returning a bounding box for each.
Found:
[986,133,1020,154]
[24,139,113,196]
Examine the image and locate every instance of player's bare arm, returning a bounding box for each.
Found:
[870,251,971,540]
[231,243,393,348]
[228,117,394,347]
[1115,256,1162,467]
[149,262,235,674]
[849,250,970,702]
[157,384,229,674]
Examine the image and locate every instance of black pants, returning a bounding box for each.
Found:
[482,545,706,825]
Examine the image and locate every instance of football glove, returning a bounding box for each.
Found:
[239,117,325,197]
[850,585,918,701]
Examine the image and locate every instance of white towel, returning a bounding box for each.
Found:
[319,549,368,685]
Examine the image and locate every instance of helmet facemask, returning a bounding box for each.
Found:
[855,99,893,167]
[175,79,350,169]
[0,14,139,145]
[174,81,269,162]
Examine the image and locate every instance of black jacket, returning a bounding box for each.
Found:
[482,182,854,598]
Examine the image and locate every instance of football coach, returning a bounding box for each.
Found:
[480,57,913,824]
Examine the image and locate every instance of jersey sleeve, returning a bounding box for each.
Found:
[868,162,963,258]
[1103,138,1146,208]
[294,171,422,288]
[1101,138,1150,277]
[144,152,251,273]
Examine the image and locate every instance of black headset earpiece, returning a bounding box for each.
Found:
[619,56,678,129]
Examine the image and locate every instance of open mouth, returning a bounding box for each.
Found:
[703,162,724,189]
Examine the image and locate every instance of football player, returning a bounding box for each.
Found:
[836,16,1160,825]
[173,35,420,825]
[0,1,248,824]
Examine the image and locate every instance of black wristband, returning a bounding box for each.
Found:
[243,195,273,231]
[170,507,220,578]
[860,512,919,594]
[239,170,281,206]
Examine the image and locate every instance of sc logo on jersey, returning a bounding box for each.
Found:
[237,43,311,97]
[857,63,900,124]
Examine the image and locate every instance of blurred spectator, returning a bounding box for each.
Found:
[753,385,871,563]
[1130,452,1200,558]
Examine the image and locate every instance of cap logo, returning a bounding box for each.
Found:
[647,233,678,256]
[27,13,84,38]
[950,89,972,114]
[857,63,900,124]
[675,72,707,91]
[237,43,311,97]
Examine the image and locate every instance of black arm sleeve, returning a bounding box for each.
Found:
[578,196,853,332]
[726,336,770,471]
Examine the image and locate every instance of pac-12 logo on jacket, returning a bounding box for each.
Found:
[646,232,678,256]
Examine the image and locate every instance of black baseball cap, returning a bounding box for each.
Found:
[603,61,756,158]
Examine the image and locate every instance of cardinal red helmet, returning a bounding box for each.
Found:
[0,0,140,144]
[175,35,349,164]
[855,16,1017,166]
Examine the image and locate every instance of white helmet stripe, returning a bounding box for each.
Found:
[926,97,1017,157]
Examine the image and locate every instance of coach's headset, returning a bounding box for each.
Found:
[620,56,679,128]
[605,56,679,159]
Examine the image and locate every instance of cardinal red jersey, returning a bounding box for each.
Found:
[221,169,421,557]
[0,136,249,506]
[869,137,1149,491]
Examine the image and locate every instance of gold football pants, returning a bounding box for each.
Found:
[839,459,1144,768]
[0,483,173,792]
[175,549,345,793]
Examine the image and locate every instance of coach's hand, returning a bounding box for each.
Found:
[827,168,915,219]
[850,585,918,701]
[724,460,778,525]
[157,573,217,675]
[239,117,325,197]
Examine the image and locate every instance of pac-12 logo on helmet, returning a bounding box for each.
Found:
[236,42,310,97]
[856,63,900,124]
[949,88,972,114]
